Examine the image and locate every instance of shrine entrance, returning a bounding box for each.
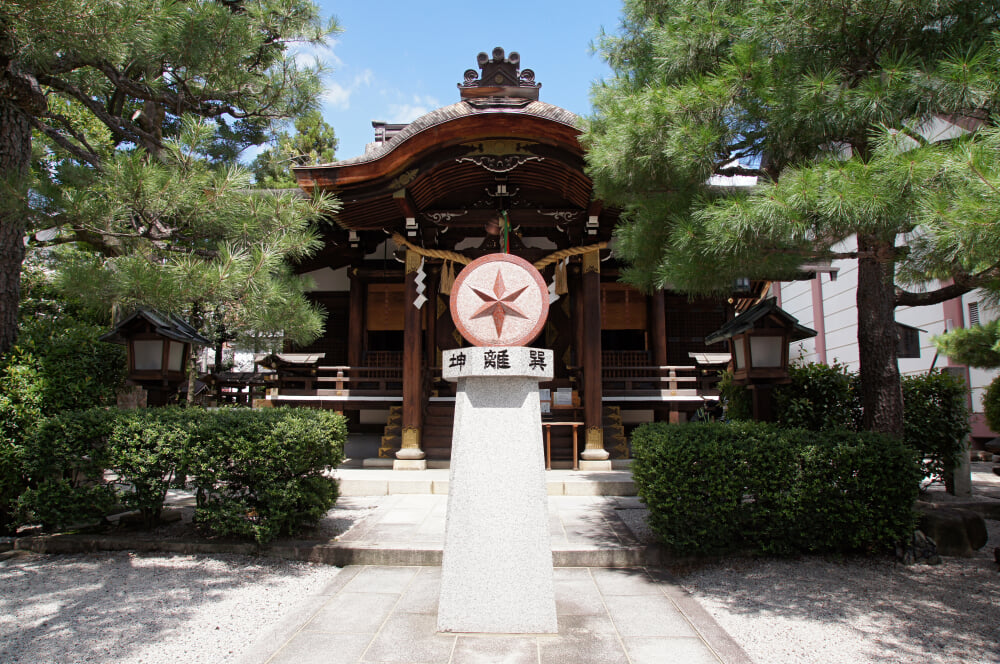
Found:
[265,47,736,468]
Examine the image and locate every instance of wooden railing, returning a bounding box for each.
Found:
[601,364,720,398]
[266,364,403,397]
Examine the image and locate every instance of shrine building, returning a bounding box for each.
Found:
[268,47,747,470]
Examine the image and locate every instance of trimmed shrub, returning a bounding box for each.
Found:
[108,407,194,528]
[187,408,346,543]
[901,371,970,486]
[984,375,1000,434]
[0,309,125,534]
[775,362,861,431]
[16,408,117,529]
[717,370,752,421]
[631,421,920,556]
[792,429,921,552]
[12,407,346,541]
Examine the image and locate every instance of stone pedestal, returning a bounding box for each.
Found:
[437,346,557,634]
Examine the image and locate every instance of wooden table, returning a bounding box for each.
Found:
[542,421,584,471]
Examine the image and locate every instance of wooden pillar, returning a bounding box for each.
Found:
[651,289,668,367]
[650,290,675,423]
[426,263,439,371]
[348,267,364,367]
[580,250,609,469]
[396,250,426,469]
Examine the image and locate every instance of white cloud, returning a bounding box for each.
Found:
[322,69,374,110]
[386,94,441,122]
[289,37,340,72]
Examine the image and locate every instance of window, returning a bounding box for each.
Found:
[969,301,981,327]
[896,323,920,359]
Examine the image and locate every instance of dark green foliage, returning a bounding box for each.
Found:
[775,362,861,431]
[716,370,752,422]
[933,320,1000,369]
[11,407,346,541]
[186,408,345,543]
[17,480,117,532]
[631,421,920,556]
[985,375,1000,434]
[793,430,922,552]
[16,408,117,529]
[901,371,971,485]
[0,292,125,533]
[108,408,194,528]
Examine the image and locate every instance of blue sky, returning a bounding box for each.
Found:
[303,1,625,160]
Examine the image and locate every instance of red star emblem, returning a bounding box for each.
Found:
[469,269,529,337]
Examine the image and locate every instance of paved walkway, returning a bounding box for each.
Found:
[230,480,754,664]
[240,565,752,664]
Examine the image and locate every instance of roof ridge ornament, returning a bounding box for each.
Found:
[459,47,541,108]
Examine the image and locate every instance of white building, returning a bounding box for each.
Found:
[775,237,999,444]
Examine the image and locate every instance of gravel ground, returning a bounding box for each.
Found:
[679,512,1000,664]
[3,466,997,664]
[0,551,342,664]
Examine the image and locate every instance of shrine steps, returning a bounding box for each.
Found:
[335,467,636,497]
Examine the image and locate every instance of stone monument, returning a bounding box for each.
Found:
[437,253,558,634]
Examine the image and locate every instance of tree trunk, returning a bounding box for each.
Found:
[0,96,31,356]
[856,234,903,436]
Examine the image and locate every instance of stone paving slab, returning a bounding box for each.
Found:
[242,566,754,664]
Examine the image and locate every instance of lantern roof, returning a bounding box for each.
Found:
[705,298,817,345]
[99,308,210,346]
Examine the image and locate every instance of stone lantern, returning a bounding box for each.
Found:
[100,309,209,406]
[705,298,817,421]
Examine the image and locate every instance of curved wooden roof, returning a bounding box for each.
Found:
[292,50,617,271]
[293,98,607,232]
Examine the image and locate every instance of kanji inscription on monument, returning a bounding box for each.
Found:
[450,253,549,347]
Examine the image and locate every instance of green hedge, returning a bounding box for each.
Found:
[14,407,346,542]
[901,371,970,485]
[186,408,346,543]
[0,313,125,534]
[727,363,970,486]
[631,421,921,555]
[982,375,1000,434]
[16,408,117,529]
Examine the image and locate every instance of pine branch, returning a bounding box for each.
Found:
[35,73,161,149]
[895,265,1000,307]
[30,117,103,169]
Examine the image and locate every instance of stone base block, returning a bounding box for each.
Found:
[439,366,557,634]
[393,459,428,471]
[578,460,613,471]
[362,458,394,468]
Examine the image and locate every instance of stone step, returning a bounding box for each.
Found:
[336,469,636,496]
[11,534,662,568]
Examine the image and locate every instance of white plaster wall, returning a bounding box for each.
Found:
[817,244,860,368]
[779,278,818,363]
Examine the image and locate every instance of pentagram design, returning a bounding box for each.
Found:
[450,253,549,347]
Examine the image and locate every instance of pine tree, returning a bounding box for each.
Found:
[0,0,339,355]
[584,0,1000,435]
[48,119,338,347]
[251,109,338,188]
